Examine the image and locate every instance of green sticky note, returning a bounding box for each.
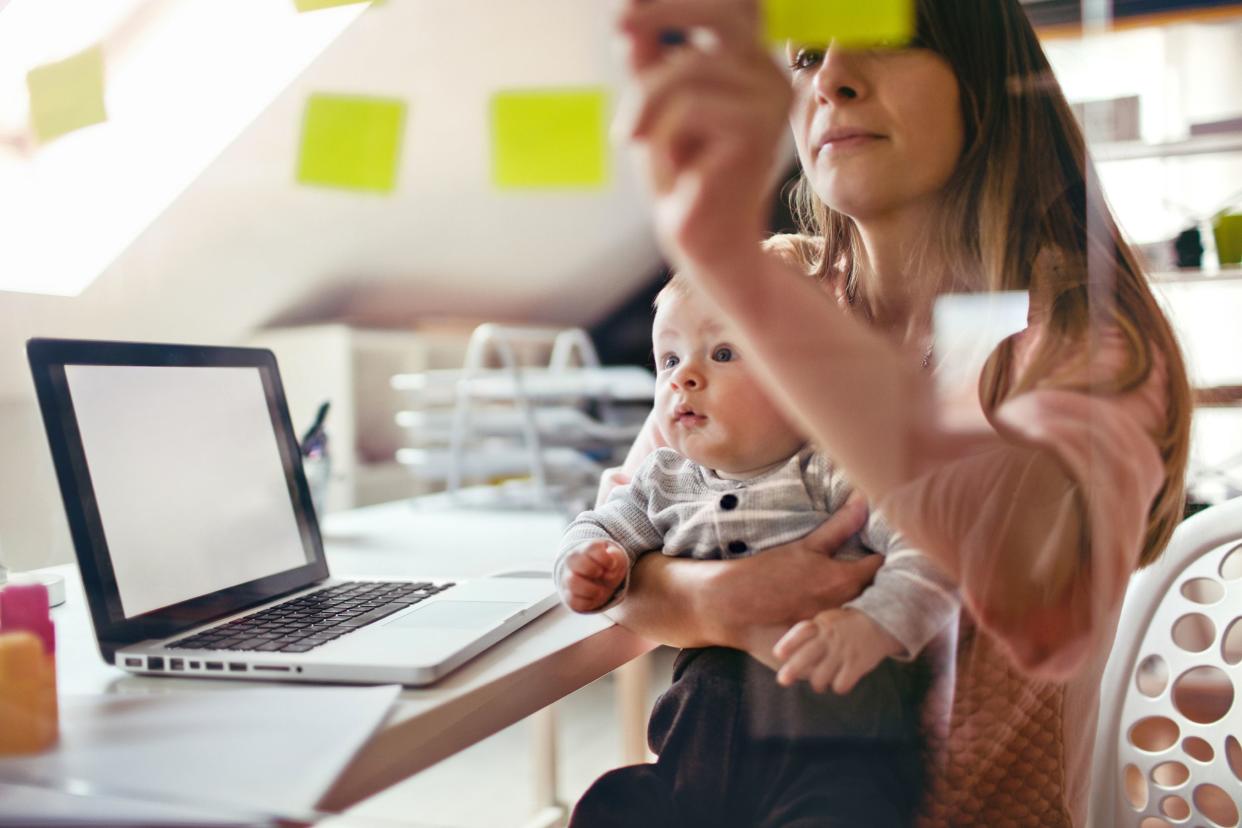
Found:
[491,89,609,190]
[26,46,108,145]
[297,94,405,194]
[763,0,914,47]
[293,0,370,11]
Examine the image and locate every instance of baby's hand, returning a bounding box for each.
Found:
[772,608,904,695]
[558,540,630,613]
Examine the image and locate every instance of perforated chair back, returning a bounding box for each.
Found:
[1089,496,1242,827]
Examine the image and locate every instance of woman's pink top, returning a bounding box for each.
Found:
[914,319,1169,826]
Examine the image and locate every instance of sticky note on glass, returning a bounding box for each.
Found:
[293,0,370,11]
[26,46,108,145]
[297,94,405,194]
[491,89,608,190]
[932,290,1029,394]
[762,0,914,47]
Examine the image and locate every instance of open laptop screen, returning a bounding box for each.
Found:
[64,364,312,618]
[29,339,329,657]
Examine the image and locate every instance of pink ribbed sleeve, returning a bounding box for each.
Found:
[882,326,1169,678]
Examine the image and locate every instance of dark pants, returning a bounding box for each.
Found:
[570,647,925,828]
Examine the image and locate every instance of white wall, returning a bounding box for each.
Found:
[0,401,74,572]
[0,0,662,570]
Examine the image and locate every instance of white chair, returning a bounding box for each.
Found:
[1089,496,1242,828]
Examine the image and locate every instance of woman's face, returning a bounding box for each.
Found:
[787,43,965,222]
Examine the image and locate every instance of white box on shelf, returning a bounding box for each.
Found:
[245,324,474,511]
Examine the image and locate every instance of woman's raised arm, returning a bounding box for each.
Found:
[616,0,1170,679]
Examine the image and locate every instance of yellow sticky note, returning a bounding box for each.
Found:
[26,46,108,145]
[491,89,609,190]
[297,94,405,194]
[763,0,914,47]
[293,0,370,11]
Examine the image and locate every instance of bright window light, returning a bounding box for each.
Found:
[0,0,367,296]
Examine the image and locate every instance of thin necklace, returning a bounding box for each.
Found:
[844,278,933,369]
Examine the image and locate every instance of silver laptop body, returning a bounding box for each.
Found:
[28,338,558,686]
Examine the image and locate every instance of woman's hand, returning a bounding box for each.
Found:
[605,496,882,654]
[595,467,633,508]
[699,498,884,653]
[618,0,792,275]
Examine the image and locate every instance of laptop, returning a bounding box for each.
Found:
[27,338,559,686]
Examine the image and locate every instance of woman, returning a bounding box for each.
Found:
[589,0,1192,824]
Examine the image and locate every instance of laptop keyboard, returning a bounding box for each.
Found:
[169,580,455,654]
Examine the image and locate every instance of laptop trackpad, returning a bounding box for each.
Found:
[389,601,525,630]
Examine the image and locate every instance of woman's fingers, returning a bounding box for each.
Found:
[620,0,760,70]
[642,92,761,198]
[614,0,791,275]
[846,553,885,585]
[595,467,632,506]
[627,49,761,141]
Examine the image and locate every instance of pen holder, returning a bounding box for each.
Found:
[0,631,58,754]
[303,452,331,519]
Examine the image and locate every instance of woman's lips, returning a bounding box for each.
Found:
[816,130,884,156]
[673,412,707,427]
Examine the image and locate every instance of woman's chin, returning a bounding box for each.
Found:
[808,175,899,221]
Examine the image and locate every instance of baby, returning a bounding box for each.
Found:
[555,271,958,691]
[556,265,959,825]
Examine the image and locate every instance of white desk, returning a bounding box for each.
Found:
[38,498,655,819]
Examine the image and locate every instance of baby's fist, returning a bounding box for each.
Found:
[558,540,630,613]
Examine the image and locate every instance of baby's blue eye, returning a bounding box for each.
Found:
[712,347,734,363]
[661,354,680,370]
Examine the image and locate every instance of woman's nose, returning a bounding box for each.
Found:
[813,42,868,105]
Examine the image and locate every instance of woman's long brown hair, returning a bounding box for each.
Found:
[790,0,1191,567]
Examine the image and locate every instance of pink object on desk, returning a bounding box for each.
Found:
[0,582,56,655]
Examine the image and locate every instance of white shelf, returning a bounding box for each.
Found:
[395,446,599,482]
[396,406,645,445]
[1150,266,1242,284]
[391,366,656,403]
[1092,133,1242,162]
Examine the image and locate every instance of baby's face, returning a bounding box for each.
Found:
[652,288,804,476]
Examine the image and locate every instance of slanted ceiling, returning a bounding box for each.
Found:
[0,0,661,398]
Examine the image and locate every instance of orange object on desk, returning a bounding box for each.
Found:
[0,631,58,753]
[0,582,59,754]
